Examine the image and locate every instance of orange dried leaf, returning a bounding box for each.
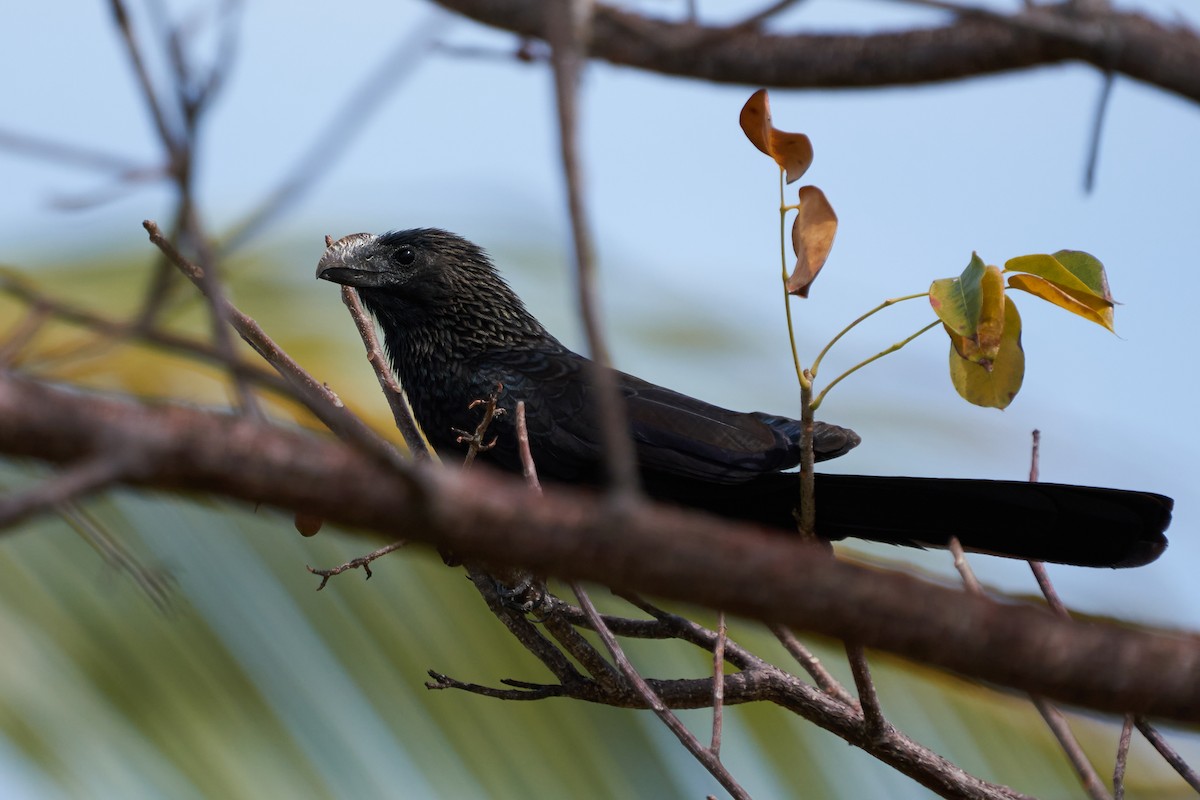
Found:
[788,186,837,297]
[740,90,773,154]
[739,89,814,184]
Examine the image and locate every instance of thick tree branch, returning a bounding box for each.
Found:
[1,371,1199,723]
[431,0,1200,104]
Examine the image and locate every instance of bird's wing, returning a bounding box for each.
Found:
[470,348,857,485]
[620,371,860,481]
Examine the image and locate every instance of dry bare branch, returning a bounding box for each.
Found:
[2,372,1199,724]
[431,0,1200,103]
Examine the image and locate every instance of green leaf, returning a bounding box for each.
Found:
[1004,250,1115,332]
[930,255,1006,366]
[947,296,1024,409]
[1004,253,1092,295]
[1051,250,1112,301]
[929,253,986,338]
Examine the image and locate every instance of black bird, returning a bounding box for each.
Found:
[317,228,1172,568]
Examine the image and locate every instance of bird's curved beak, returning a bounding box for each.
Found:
[316,232,382,286]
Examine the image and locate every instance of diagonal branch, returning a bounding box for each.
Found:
[2,372,1200,723]
[340,285,429,460]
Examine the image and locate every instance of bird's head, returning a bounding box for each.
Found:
[317,227,551,353]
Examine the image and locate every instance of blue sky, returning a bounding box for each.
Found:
[3,0,1199,627]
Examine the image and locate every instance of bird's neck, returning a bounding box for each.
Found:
[373,303,560,449]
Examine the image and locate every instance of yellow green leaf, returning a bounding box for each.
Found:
[1007,273,1116,332]
[1004,253,1092,295]
[739,89,813,184]
[1051,249,1113,301]
[787,186,837,297]
[947,296,1024,409]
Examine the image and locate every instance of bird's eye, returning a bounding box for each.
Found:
[396,246,416,266]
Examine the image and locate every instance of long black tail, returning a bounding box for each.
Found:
[813,474,1171,568]
[643,472,1172,568]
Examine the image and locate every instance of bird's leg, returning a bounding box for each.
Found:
[491,573,552,616]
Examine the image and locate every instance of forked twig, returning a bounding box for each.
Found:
[454,384,505,470]
[571,580,751,800]
[769,624,856,707]
[307,540,409,590]
[845,643,889,739]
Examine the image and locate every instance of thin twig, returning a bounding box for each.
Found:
[1134,717,1200,793]
[515,401,621,690]
[183,208,264,419]
[515,400,541,491]
[1084,72,1115,192]
[1032,697,1111,800]
[112,0,259,420]
[1112,714,1133,800]
[0,305,51,367]
[58,501,175,612]
[1029,562,1070,616]
[768,624,856,706]
[546,0,640,498]
[221,11,447,252]
[426,671,566,700]
[711,611,727,756]
[0,455,137,530]
[798,377,817,538]
[0,274,291,396]
[571,581,750,800]
[1022,429,1111,799]
[542,600,683,640]
[340,285,429,460]
[142,220,413,476]
[1024,431,1071,615]
[306,540,408,590]
[846,643,889,739]
[541,611,624,692]
[109,0,182,158]
[1029,428,1041,482]
[948,536,984,594]
[0,127,151,174]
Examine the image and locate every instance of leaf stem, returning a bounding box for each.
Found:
[811,320,940,411]
[810,292,929,378]
[779,169,809,390]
